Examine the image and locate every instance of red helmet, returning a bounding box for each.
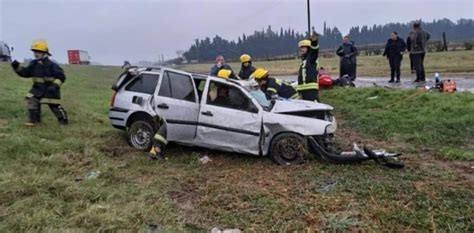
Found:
[319,75,333,88]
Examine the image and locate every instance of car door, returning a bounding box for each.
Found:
[196,79,262,155]
[110,72,160,126]
[155,70,200,142]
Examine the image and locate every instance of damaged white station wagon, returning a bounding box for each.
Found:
[109,67,339,165]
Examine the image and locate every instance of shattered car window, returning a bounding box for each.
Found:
[249,89,272,110]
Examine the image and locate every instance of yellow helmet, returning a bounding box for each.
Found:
[217,69,232,79]
[31,39,50,55]
[298,39,311,48]
[253,68,269,80]
[240,54,251,63]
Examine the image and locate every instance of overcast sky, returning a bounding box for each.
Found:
[1,0,473,65]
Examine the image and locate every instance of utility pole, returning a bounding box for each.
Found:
[307,0,311,36]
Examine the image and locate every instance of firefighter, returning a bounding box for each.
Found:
[254,68,299,100]
[297,31,320,102]
[121,61,131,71]
[11,40,68,126]
[149,118,168,160]
[238,54,256,80]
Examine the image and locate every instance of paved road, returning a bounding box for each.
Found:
[277,75,474,92]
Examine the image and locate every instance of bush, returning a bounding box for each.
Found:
[464,42,473,50]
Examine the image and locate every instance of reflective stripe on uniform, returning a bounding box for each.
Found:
[39,98,61,105]
[44,77,55,82]
[53,79,63,86]
[301,60,307,83]
[32,77,44,83]
[154,133,168,145]
[290,93,300,99]
[267,87,277,94]
[297,82,319,91]
[310,44,320,50]
[25,93,34,98]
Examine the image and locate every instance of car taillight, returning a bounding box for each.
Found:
[111,91,117,107]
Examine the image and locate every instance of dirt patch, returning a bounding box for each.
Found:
[0,118,8,129]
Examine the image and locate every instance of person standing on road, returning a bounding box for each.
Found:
[238,54,256,80]
[406,31,415,74]
[336,36,358,81]
[210,55,233,76]
[10,40,69,126]
[297,30,320,102]
[409,22,431,82]
[383,32,407,83]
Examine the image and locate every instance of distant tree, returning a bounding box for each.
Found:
[182,18,474,62]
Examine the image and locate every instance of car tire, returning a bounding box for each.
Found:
[128,120,154,151]
[269,133,307,165]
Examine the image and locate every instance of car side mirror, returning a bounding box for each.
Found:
[132,96,143,105]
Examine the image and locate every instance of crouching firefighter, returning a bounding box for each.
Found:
[11,40,68,126]
[253,68,299,100]
[297,30,320,102]
[149,118,168,160]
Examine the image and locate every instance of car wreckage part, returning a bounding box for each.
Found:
[307,125,404,169]
[308,137,404,169]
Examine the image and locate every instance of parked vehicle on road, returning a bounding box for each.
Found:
[109,67,338,165]
[67,50,90,65]
[0,41,13,62]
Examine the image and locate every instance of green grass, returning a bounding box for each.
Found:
[322,87,474,161]
[0,63,473,231]
[179,50,474,77]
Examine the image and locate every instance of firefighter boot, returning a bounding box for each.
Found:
[50,104,69,125]
[25,110,41,126]
[149,146,166,161]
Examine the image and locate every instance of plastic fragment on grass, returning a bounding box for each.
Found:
[85,171,101,179]
[319,180,337,193]
[211,227,241,233]
[199,156,212,164]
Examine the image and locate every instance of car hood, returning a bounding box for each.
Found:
[271,99,333,113]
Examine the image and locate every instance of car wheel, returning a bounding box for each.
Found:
[128,120,154,150]
[269,133,307,165]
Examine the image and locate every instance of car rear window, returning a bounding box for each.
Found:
[158,71,196,102]
[125,74,159,95]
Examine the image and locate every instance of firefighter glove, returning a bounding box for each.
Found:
[11,60,20,70]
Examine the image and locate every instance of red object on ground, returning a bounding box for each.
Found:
[319,74,334,88]
[67,50,90,65]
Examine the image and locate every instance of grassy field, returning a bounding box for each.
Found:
[0,63,473,231]
[178,50,474,77]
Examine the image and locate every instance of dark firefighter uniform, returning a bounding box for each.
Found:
[11,40,68,125]
[149,117,168,160]
[297,36,320,102]
[253,68,299,100]
[238,54,256,80]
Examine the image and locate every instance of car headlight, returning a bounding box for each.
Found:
[324,111,334,122]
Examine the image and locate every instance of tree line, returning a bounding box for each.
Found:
[182,18,474,62]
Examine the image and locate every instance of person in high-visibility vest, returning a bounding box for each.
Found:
[11,40,68,126]
[297,31,320,102]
